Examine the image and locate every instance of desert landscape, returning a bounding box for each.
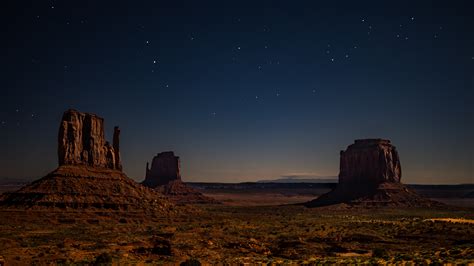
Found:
[0,109,473,265]
[2,1,473,265]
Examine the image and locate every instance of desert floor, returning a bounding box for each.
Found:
[0,191,473,265]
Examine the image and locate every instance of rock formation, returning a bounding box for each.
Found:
[143,151,181,187]
[58,109,122,170]
[306,139,438,207]
[339,139,401,185]
[142,152,218,204]
[0,109,172,211]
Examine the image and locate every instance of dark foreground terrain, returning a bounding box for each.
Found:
[0,202,473,264]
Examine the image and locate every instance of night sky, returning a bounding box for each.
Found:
[1,1,473,184]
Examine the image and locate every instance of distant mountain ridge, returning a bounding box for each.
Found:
[257,177,337,183]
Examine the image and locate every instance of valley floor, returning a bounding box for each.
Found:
[0,202,473,264]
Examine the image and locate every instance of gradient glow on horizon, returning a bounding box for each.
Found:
[1,1,473,184]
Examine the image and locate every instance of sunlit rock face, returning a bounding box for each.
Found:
[58,109,122,170]
[338,139,401,186]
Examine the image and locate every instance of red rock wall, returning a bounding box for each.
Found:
[57,109,122,170]
[338,139,401,186]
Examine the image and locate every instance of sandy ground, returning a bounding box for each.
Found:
[203,192,474,208]
[425,218,474,224]
[203,193,315,206]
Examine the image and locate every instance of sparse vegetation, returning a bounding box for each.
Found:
[94,252,113,265]
[0,204,473,264]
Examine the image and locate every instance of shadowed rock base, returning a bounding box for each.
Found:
[155,180,220,205]
[0,165,173,211]
[142,152,219,204]
[305,182,440,207]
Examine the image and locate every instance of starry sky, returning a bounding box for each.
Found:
[1,1,473,184]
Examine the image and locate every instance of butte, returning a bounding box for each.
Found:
[0,109,172,211]
[305,139,440,207]
[142,151,218,204]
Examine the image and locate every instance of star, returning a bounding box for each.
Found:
[276,93,280,97]
[255,96,259,99]
[312,89,316,93]
[396,34,400,38]
[330,58,335,62]
[237,46,241,50]
[264,45,268,49]
[15,109,19,113]
[51,6,54,9]
[146,40,150,45]
[411,17,415,21]
[190,36,195,41]
[153,60,157,64]
[258,66,262,70]
[361,18,365,22]
[405,37,409,40]
[165,84,169,88]
[345,54,349,58]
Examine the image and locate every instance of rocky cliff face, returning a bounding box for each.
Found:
[142,151,218,204]
[305,139,437,207]
[339,139,401,186]
[143,152,181,187]
[58,109,122,170]
[0,109,174,211]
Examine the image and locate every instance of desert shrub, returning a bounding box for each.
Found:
[152,238,172,255]
[372,248,388,258]
[94,252,113,265]
[134,246,147,254]
[56,242,66,249]
[180,258,202,266]
[87,219,100,224]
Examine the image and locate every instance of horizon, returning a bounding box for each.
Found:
[1,1,473,185]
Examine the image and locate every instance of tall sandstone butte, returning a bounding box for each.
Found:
[142,151,218,204]
[143,151,181,187]
[58,109,122,170]
[0,109,172,211]
[306,139,437,207]
[339,139,401,186]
